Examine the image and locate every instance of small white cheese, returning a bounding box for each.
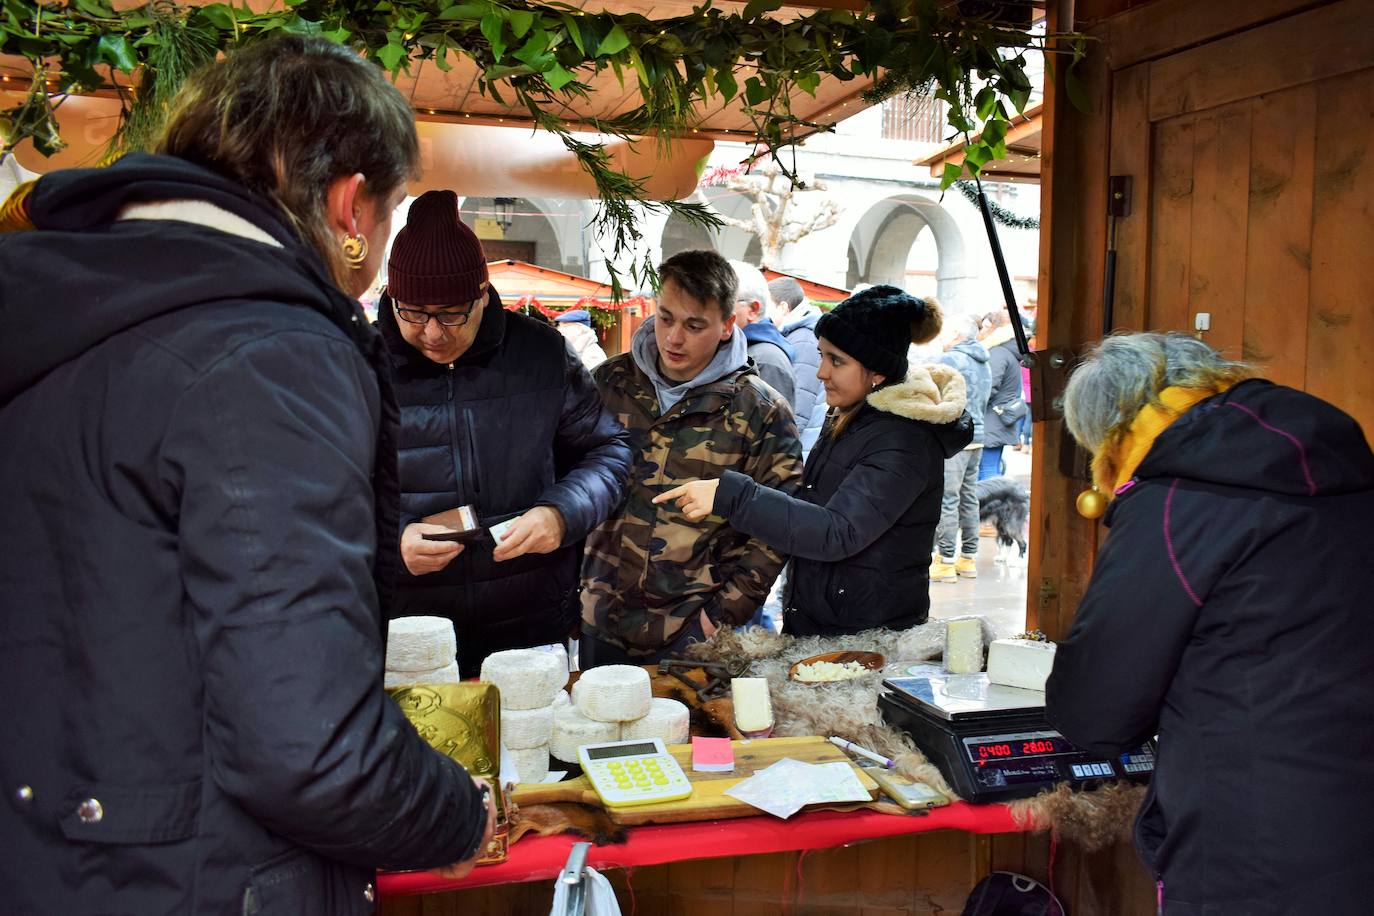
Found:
[986,638,1058,692]
[500,703,556,750]
[943,617,986,674]
[383,660,461,690]
[731,677,774,734]
[573,665,652,723]
[550,704,621,763]
[480,649,567,710]
[622,697,691,745]
[385,616,457,672]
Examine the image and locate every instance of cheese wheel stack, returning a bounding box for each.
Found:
[384,617,461,688]
[621,697,691,744]
[555,666,691,762]
[479,649,570,784]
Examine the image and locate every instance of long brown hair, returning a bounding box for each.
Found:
[156,36,419,289]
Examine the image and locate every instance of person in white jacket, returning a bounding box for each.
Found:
[556,309,608,369]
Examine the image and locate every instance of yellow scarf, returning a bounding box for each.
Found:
[0,180,36,233]
[1092,384,1232,495]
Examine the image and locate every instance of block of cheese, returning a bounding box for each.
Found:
[552,689,571,708]
[480,649,567,710]
[508,744,550,784]
[386,616,457,672]
[383,660,461,690]
[573,665,652,722]
[500,703,556,749]
[986,638,1058,692]
[943,617,985,674]
[731,678,774,736]
[550,704,620,763]
[622,698,691,744]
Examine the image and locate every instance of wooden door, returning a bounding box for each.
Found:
[1107,0,1374,431]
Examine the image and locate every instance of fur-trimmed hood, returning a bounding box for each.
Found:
[867,362,967,423]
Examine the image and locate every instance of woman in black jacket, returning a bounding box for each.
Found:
[1046,332,1374,915]
[656,286,972,635]
[0,37,491,916]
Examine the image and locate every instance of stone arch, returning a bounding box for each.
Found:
[458,196,571,272]
[844,194,973,312]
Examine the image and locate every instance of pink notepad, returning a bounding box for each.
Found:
[691,736,734,772]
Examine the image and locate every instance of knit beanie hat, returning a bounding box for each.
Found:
[816,285,943,380]
[387,189,489,305]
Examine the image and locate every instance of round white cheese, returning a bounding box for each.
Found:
[508,744,550,784]
[385,616,457,672]
[500,703,556,750]
[621,697,690,745]
[573,665,652,723]
[480,649,567,710]
[383,660,461,690]
[549,704,620,763]
[552,689,571,708]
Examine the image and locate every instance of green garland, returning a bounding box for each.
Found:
[0,0,1080,292]
[953,179,1040,230]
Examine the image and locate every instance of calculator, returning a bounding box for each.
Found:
[577,738,693,808]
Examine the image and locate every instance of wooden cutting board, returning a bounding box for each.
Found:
[511,735,878,825]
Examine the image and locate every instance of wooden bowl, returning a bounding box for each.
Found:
[789,651,886,683]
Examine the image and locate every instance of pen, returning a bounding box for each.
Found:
[829,735,895,768]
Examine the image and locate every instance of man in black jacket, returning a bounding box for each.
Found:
[382,190,631,675]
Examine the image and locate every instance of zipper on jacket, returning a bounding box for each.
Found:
[464,407,482,498]
[446,363,454,402]
[1156,877,1164,916]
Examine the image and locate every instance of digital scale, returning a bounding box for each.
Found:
[577,738,694,808]
[878,669,1156,804]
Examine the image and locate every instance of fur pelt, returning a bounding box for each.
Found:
[867,362,967,424]
[686,624,1143,849]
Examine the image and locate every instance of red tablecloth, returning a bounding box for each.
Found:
[378,802,1025,896]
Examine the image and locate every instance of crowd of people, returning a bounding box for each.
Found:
[3,34,1371,916]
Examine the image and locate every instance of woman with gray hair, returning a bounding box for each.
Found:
[1046,332,1374,915]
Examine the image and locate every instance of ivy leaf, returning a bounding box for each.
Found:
[480,12,507,62]
[742,0,784,20]
[714,68,737,102]
[513,30,550,68]
[376,35,407,72]
[975,86,996,122]
[96,34,136,71]
[941,162,965,189]
[193,5,236,32]
[743,76,768,106]
[324,26,351,43]
[433,41,452,71]
[599,24,630,56]
[508,10,534,38]
[438,3,487,21]
[964,141,993,170]
[73,0,112,16]
[1064,61,1092,114]
[794,71,819,97]
[546,62,575,91]
[560,13,584,54]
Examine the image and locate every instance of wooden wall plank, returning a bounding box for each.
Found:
[1147,0,1373,121]
[1101,0,1323,69]
[1307,66,1374,438]
[1146,116,1196,332]
[1107,63,1153,333]
[1242,83,1317,385]
[1187,100,1253,354]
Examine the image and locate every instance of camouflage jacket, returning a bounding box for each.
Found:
[581,352,804,654]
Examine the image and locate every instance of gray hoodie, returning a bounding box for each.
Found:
[631,316,749,413]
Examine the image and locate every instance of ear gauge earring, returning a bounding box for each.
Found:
[341,233,368,268]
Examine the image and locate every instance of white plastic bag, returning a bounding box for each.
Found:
[548,864,622,916]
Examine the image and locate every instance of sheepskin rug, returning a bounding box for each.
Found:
[685,622,1142,851]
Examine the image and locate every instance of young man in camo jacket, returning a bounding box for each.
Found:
[579,250,804,667]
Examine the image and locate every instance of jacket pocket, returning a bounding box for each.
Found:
[58,780,199,845]
[241,847,375,916]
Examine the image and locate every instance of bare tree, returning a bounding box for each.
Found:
[694,165,841,267]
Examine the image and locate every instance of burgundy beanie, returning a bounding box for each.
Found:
[387,189,489,305]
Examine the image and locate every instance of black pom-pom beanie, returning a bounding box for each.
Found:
[816,285,943,380]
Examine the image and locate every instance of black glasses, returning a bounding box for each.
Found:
[393,300,478,328]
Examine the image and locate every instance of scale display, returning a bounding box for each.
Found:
[878,673,1156,803]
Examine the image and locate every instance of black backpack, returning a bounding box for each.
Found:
[962,872,1065,916]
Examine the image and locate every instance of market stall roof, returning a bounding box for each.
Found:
[916,102,1043,184]
[488,258,613,306]
[760,268,850,305]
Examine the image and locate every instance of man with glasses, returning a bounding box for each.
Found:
[379,190,631,676]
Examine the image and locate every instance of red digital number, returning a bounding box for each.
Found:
[979,743,1012,759]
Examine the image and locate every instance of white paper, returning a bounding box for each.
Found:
[725,757,871,819]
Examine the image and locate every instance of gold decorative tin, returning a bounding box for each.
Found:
[389,683,509,864]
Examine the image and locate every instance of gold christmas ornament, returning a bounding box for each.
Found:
[1076,487,1107,519]
[341,233,368,268]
